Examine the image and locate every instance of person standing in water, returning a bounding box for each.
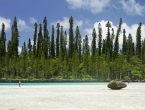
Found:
[18,80,21,87]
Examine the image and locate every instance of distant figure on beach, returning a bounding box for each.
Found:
[128,80,131,84]
[18,80,21,87]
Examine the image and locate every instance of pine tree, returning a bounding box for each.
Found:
[136,22,142,58]
[78,34,82,60]
[50,25,55,57]
[43,17,49,59]
[11,16,19,56]
[0,23,6,56]
[141,39,145,64]
[43,38,49,59]
[63,31,67,53]
[91,28,97,56]
[27,38,32,54]
[60,26,64,60]
[43,16,48,39]
[56,23,60,57]
[127,33,133,61]
[102,39,106,54]
[105,21,111,57]
[98,23,102,56]
[33,23,37,57]
[21,42,27,56]
[122,29,127,54]
[7,40,13,58]
[37,24,43,58]
[83,35,89,54]
[110,28,115,59]
[114,18,122,59]
[69,16,74,58]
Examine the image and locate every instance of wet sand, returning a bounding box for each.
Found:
[0,83,145,110]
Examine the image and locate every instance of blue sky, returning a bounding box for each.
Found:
[0,0,145,52]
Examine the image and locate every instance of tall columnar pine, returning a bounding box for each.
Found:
[21,42,27,57]
[60,26,64,59]
[105,21,111,57]
[141,39,145,64]
[102,39,106,54]
[50,25,55,57]
[127,33,133,62]
[43,17,49,58]
[56,23,60,57]
[43,16,48,39]
[63,31,67,52]
[114,18,122,59]
[74,26,82,60]
[83,35,90,74]
[0,23,6,56]
[69,16,74,58]
[7,40,12,58]
[33,23,37,57]
[0,39,2,57]
[37,24,43,58]
[27,38,32,54]
[110,28,115,59]
[11,16,19,56]
[122,29,127,54]
[74,26,79,52]
[42,37,49,59]
[98,23,102,56]
[83,35,89,54]
[136,22,142,58]
[91,28,97,57]
[78,34,82,60]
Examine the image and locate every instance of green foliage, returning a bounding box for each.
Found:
[108,80,117,89]
[69,16,74,58]
[136,22,142,58]
[0,17,145,81]
[50,25,55,57]
[91,28,97,56]
[114,18,122,59]
[56,23,60,57]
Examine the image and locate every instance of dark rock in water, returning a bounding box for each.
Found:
[107,80,127,89]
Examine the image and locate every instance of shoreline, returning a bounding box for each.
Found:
[0,79,144,83]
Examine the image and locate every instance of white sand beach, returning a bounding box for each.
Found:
[0,83,145,110]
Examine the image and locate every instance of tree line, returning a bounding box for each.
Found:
[0,16,145,81]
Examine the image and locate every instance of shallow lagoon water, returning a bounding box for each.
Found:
[0,82,145,110]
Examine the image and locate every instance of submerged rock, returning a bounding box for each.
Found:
[107,80,127,89]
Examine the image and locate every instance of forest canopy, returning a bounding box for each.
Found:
[0,16,145,81]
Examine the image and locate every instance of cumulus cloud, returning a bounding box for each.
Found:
[51,17,83,30]
[66,0,145,16]
[84,20,145,47]
[66,0,110,14]
[18,47,22,53]
[120,0,145,16]
[17,18,31,31]
[29,17,37,24]
[0,16,11,31]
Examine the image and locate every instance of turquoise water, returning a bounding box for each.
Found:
[0,82,144,86]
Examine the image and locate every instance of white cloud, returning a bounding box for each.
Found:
[18,47,22,53]
[66,0,110,14]
[51,17,83,30]
[119,0,145,16]
[66,0,145,16]
[84,20,145,48]
[0,16,11,31]
[29,17,37,24]
[17,18,31,31]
